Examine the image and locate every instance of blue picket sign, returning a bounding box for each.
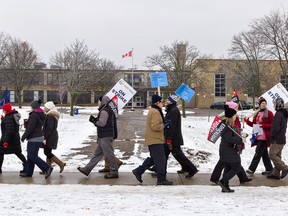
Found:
[175,83,195,103]
[149,72,168,88]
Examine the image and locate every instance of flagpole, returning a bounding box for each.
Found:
[131,48,135,111]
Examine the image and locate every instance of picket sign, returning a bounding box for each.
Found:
[175,83,195,103]
[149,72,168,88]
[261,83,288,112]
[106,78,137,111]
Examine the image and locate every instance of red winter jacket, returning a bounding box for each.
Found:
[244,109,274,146]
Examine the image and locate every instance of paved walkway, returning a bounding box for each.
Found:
[0,171,287,187]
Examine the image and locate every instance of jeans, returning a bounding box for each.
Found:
[25,142,49,176]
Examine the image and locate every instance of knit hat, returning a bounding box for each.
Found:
[274,97,284,111]
[168,95,178,104]
[31,99,42,109]
[44,101,55,110]
[2,103,12,112]
[258,97,267,105]
[224,104,237,118]
[226,101,238,110]
[151,94,162,104]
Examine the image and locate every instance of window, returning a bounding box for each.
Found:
[10,91,15,103]
[215,74,226,97]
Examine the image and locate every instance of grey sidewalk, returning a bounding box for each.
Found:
[0,171,287,187]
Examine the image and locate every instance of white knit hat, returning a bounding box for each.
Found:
[44,101,55,110]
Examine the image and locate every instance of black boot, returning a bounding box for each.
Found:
[217,180,234,193]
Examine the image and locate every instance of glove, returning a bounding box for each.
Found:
[3,142,9,148]
[89,115,96,124]
[166,139,173,151]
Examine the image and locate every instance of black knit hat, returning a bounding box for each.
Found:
[224,104,237,118]
[31,99,42,109]
[151,94,162,104]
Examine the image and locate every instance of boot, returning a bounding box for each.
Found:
[40,158,52,175]
[217,180,234,193]
[51,156,66,173]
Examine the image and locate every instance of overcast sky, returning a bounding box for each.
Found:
[0,0,287,69]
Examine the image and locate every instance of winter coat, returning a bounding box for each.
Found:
[95,95,118,139]
[21,108,46,141]
[43,110,60,149]
[0,110,22,154]
[145,106,165,145]
[244,108,274,144]
[164,104,183,146]
[270,109,288,145]
[219,121,243,163]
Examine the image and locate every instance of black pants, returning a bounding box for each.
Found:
[43,146,54,159]
[0,152,26,169]
[249,140,273,172]
[221,162,242,182]
[210,160,249,182]
[135,144,167,181]
[165,145,198,175]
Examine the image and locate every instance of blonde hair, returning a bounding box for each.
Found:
[225,117,235,127]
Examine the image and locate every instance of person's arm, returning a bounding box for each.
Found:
[95,110,108,127]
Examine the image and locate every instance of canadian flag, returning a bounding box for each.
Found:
[122,50,132,58]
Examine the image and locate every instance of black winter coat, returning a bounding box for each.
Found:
[0,110,22,154]
[43,110,60,149]
[164,104,183,146]
[21,110,46,141]
[219,122,242,163]
[270,109,288,145]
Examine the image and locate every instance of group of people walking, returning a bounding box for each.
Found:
[213,96,288,193]
[0,100,65,178]
[1,94,288,192]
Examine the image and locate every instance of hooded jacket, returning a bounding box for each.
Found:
[43,109,60,149]
[270,108,288,145]
[21,108,46,141]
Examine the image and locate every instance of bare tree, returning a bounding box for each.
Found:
[251,10,288,81]
[0,37,39,107]
[89,58,122,95]
[228,30,271,105]
[145,40,210,117]
[50,39,101,116]
[0,32,10,66]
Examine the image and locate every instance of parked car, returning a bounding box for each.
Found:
[210,101,225,109]
[238,100,252,110]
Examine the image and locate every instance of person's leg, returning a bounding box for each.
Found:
[83,140,104,173]
[27,142,50,174]
[15,152,27,173]
[210,160,225,183]
[269,144,286,177]
[149,144,168,182]
[171,146,198,177]
[248,140,266,172]
[222,162,242,182]
[101,137,118,176]
[0,153,4,173]
[237,166,252,183]
[262,142,273,172]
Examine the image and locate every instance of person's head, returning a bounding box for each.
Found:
[165,95,178,107]
[151,94,163,108]
[273,97,284,111]
[258,97,267,110]
[44,101,56,113]
[97,95,103,107]
[224,104,237,126]
[30,99,42,111]
[226,101,239,111]
[100,95,110,106]
[2,103,12,114]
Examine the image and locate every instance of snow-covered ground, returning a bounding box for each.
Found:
[1,106,288,216]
